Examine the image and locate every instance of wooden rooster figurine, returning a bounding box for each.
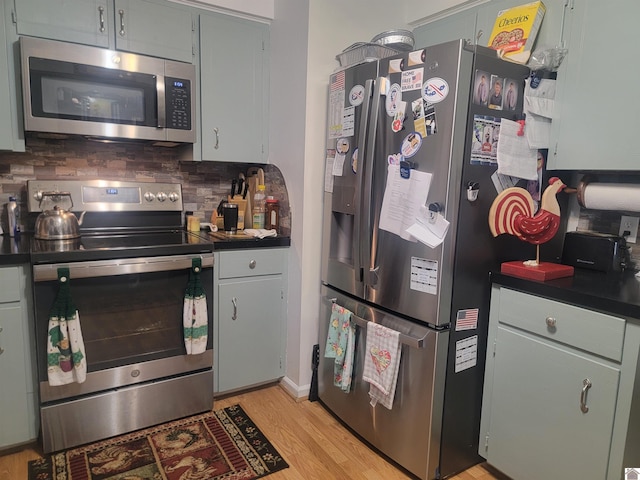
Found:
[489,177,572,279]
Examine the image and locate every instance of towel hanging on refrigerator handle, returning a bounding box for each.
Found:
[183,258,208,355]
[46,267,87,386]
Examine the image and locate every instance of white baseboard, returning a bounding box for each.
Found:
[279,376,310,401]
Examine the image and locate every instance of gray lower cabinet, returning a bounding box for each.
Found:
[0,264,37,450]
[214,248,286,394]
[12,0,194,63]
[480,286,640,480]
[199,13,269,162]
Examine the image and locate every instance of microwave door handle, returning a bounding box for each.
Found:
[157,75,166,128]
[361,77,382,287]
[353,78,375,285]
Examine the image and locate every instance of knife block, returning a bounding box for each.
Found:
[228,196,251,230]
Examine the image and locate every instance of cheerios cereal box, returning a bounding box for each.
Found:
[487,1,546,64]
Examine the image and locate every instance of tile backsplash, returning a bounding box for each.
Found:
[0,134,290,234]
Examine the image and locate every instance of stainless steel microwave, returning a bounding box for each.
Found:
[20,36,196,145]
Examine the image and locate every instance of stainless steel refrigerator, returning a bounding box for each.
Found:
[318,40,542,479]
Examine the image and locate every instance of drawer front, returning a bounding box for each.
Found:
[499,288,625,362]
[0,267,21,303]
[218,248,285,279]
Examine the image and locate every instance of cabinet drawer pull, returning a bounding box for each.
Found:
[213,128,219,149]
[232,297,238,320]
[0,327,3,354]
[545,316,556,328]
[119,9,126,37]
[98,6,105,33]
[580,378,592,413]
[249,260,256,269]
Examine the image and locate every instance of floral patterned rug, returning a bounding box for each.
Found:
[28,404,288,480]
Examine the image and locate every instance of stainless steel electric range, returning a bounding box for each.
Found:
[27,179,214,453]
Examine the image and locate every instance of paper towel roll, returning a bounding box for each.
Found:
[579,182,640,212]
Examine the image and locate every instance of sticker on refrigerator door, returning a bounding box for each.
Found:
[401,132,422,158]
[342,106,355,137]
[388,58,404,74]
[385,83,402,117]
[401,67,424,92]
[455,308,479,331]
[328,71,346,139]
[349,84,365,106]
[351,148,358,174]
[336,137,350,154]
[410,257,437,294]
[391,103,406,133]
[455,335,477,373]
[422,77,449,104]
[408,49,426,66]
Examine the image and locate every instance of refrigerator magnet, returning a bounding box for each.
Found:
[349,85,365,106]
[401,132,422,158]
[388,58,404,73]
[408,49,426,66]
[385,83,402,117]
[401,67,424,92]
[422,77,449,104]
[391,102,406,132]
[336,138,350,154]
[351,148,358,174]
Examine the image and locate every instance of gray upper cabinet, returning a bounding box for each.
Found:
[199,13,269,163]
[13,0,194,63]
[414,0,566,58]
[549,0,636,170]
[0,0,24,152]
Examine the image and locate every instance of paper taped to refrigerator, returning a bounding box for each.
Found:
[410,257,437,294]
[379,164,432,241]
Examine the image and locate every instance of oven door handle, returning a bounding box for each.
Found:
[33,253,214,282]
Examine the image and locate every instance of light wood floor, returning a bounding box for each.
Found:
[0,384,506,480]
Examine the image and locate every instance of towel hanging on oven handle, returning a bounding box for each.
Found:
[183,258,208,355]
[46,267,87,386]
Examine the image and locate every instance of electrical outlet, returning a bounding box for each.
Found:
[619,215,640,244]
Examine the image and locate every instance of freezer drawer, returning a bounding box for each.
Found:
[318,285,448,480]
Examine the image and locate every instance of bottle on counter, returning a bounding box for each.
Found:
[252,184,266,229]
[265,196,280,233]
[7,196,19,237]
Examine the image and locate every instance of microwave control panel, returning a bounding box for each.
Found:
[165,77,192,131]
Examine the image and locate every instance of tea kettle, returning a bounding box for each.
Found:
[34,192,86,240]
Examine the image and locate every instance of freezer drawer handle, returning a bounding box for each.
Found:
[580,378,592,413]
[327,297,428,349]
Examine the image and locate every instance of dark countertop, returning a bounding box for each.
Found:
[0,231,290,265]
[491,268,640,321]
[206,231,291,250]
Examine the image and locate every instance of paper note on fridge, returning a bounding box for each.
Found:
[379,164,432,241]
[406,208,450,248]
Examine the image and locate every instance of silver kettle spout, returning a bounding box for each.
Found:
[77,211,87,226]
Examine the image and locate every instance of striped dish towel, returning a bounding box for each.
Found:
[362,323,401,409]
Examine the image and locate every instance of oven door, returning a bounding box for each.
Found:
[32,253,214,403]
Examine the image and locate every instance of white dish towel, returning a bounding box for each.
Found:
[362,323,401,409]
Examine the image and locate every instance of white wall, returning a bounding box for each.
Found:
[271,0,410,397]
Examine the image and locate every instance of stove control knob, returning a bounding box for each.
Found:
[156,192,167,202]
[144,191,155,202]
[168,192,179,202]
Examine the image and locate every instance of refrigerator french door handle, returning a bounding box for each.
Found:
[353,78,375,284]
[360,77,383,287]
[323,296,428,349]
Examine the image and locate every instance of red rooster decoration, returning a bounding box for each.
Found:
[489,177,566,265]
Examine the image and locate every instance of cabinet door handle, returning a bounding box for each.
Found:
[0,326,3,355]
[231,297,238,320]
[249,260,256,269]
[98,6,105,33]
[119,9,126,37]
[545,316,557,328]
[580,378,592,413]
[213,128,219,149]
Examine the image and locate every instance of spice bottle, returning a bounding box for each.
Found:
[265,196,279,233]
